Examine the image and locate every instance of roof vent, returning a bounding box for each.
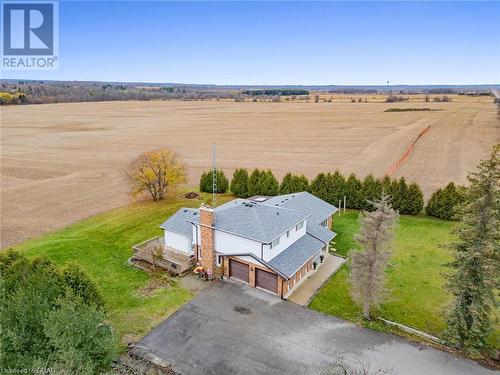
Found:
[275,204,278,206]
[193,212,198,216]
[276,212,280,216]
[183,209,187,212]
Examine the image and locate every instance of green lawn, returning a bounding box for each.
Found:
[6,193,233,348]
[311,210,499,348]
[6,199,498,351]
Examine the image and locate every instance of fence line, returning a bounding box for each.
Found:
[378,317,444,345]
[386,125,431,176]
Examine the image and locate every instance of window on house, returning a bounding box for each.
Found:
[216,255,222,267]
[270,237,280,249]
[295,221,304,231]
[320,219,328,227]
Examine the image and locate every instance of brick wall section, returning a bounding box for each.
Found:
[283,282,288,295]
[222,249,323,298]
[282,255,320,298]
[224,256,280,293]
[277,276,283,296]
[200,206,217,277]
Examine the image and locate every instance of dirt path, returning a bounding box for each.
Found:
[1,97,498,247]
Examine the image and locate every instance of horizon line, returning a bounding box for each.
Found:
[1,78,499,88]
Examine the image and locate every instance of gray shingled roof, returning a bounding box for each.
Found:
[211,199,308,243]
[160,193,336,276]
[159,208,199,238]
[268,234,324,278]
[307,222,337,244]
[263,192,338,225]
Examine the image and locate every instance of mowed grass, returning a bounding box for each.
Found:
[6,192,233,348]
[311,211,499,348]
[312,211,455,335]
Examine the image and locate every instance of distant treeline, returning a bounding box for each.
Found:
[0,91,28,104]
[1,80,496,105]
[328,88,379,94]
[385,95,407,103]
[242,89,310,96]
[458,92,492,96]
[0,81,240,105]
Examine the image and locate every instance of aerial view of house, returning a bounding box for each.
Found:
[1,1,498,374]
[159,192,337,297]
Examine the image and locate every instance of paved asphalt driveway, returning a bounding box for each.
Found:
[132,281,495,375]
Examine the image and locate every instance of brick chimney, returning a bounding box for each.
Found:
[199,205,216,277]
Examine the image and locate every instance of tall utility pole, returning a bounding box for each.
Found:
[212,143,217,210]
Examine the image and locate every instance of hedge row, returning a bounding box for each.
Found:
[199,170,229,194]
[310,172,424,215]
[425,182,466,220]
[199,168,429,215]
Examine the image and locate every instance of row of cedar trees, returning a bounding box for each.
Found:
[201,168,428,215]
[128,149,463,219]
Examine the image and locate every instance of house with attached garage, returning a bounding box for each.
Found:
[156,192,337,298]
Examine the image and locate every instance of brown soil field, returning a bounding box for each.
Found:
[1,95,499,247]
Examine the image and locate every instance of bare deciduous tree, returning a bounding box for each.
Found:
[128,149,187,201]
[349,195,398,320]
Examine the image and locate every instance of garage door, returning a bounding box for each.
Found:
[255,268,278,294]
[229,259,249,283]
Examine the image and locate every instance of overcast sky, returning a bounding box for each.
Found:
[3,1,500,85]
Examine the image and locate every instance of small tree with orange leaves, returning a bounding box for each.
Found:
[128,149,187,201]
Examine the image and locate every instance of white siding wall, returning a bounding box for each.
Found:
[192,219,308,263]
[164,230,192,254]
[192,224,262,260]
[263,220,307,262]
[214,231,262,258]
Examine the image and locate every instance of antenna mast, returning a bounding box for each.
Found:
[212,143,217,209]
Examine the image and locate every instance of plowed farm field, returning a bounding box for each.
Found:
[1,95,498,246]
